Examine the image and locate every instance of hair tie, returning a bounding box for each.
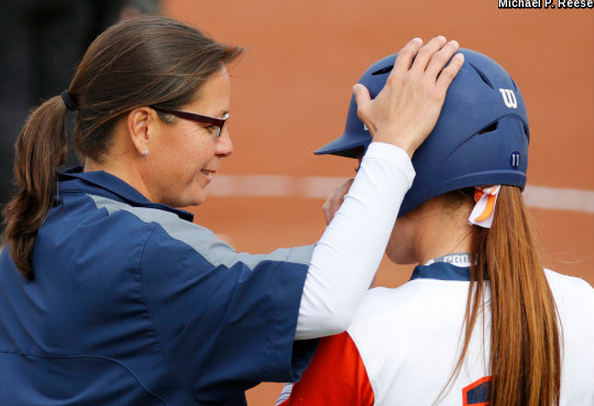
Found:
[60,90,77,111]
[468,185,501,228]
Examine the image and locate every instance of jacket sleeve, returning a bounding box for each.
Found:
[138,222,317,403]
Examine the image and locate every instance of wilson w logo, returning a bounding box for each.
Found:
[499,88,517,109]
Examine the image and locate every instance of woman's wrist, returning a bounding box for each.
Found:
[371,136,416,158]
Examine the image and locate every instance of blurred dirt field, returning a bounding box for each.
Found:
[162,1,593,404]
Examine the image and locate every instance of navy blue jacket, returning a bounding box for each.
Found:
[0,167,316,405]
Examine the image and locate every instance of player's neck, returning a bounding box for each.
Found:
[413,200,474,265]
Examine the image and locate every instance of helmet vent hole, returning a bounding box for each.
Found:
[470,63,494,89]
[479,121,498,134]
[372,65,394,76]
[511,77,518,92]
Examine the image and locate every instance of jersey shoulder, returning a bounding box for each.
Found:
[545,268,594,307]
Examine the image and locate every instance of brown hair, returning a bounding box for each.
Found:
[2,16,243,280]
[444,186,561,406]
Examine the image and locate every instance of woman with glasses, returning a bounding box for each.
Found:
[277,50,594,406]
[0,16,463,405]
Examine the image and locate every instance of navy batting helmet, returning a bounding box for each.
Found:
[316,49,529,217]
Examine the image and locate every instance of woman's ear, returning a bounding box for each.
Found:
[126,107,159,157]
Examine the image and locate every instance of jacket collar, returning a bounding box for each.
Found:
[58,166,194,222]
[410,262,471,282]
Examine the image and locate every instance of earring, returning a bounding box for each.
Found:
[141,150,148,157]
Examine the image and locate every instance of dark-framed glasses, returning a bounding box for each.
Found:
[150,105,229,137]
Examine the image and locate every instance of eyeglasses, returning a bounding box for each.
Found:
[150,105,229,137]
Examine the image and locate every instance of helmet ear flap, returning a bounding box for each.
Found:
[315,49,530,217]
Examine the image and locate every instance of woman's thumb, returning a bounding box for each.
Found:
[353,84,371,106]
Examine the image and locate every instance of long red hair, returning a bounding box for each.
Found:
[451,186,561,406]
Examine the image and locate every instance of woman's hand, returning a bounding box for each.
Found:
[323,178,354,225]
[354,36,464,157]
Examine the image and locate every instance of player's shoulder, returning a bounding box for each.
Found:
[545,269,594,311]
[355,286,407,314]
[348,283,427,332]
[355,275,468,317]
[545,268,593,295]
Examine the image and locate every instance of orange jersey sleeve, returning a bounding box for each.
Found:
[279,331,374,406]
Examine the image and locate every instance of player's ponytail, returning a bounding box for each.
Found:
[2,95,69,280]
[461,185,561,406]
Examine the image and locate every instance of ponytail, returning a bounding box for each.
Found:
[455,186,561,406]
[2,96,68,280]
[1,16,245,281]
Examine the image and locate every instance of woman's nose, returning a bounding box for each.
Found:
[215,126,233,158]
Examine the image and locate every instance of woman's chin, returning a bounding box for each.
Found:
[187,190,208,207]
[165,190,207,209]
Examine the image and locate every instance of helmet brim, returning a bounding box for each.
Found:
[314,132,370,158]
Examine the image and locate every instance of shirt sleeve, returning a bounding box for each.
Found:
[296,142,415,339]
[277,332,374,406]
[137,222,318,404]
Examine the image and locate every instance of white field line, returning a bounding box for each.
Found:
[208,175,346,199]
[523,185,594,213]
[209,175,594,214]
